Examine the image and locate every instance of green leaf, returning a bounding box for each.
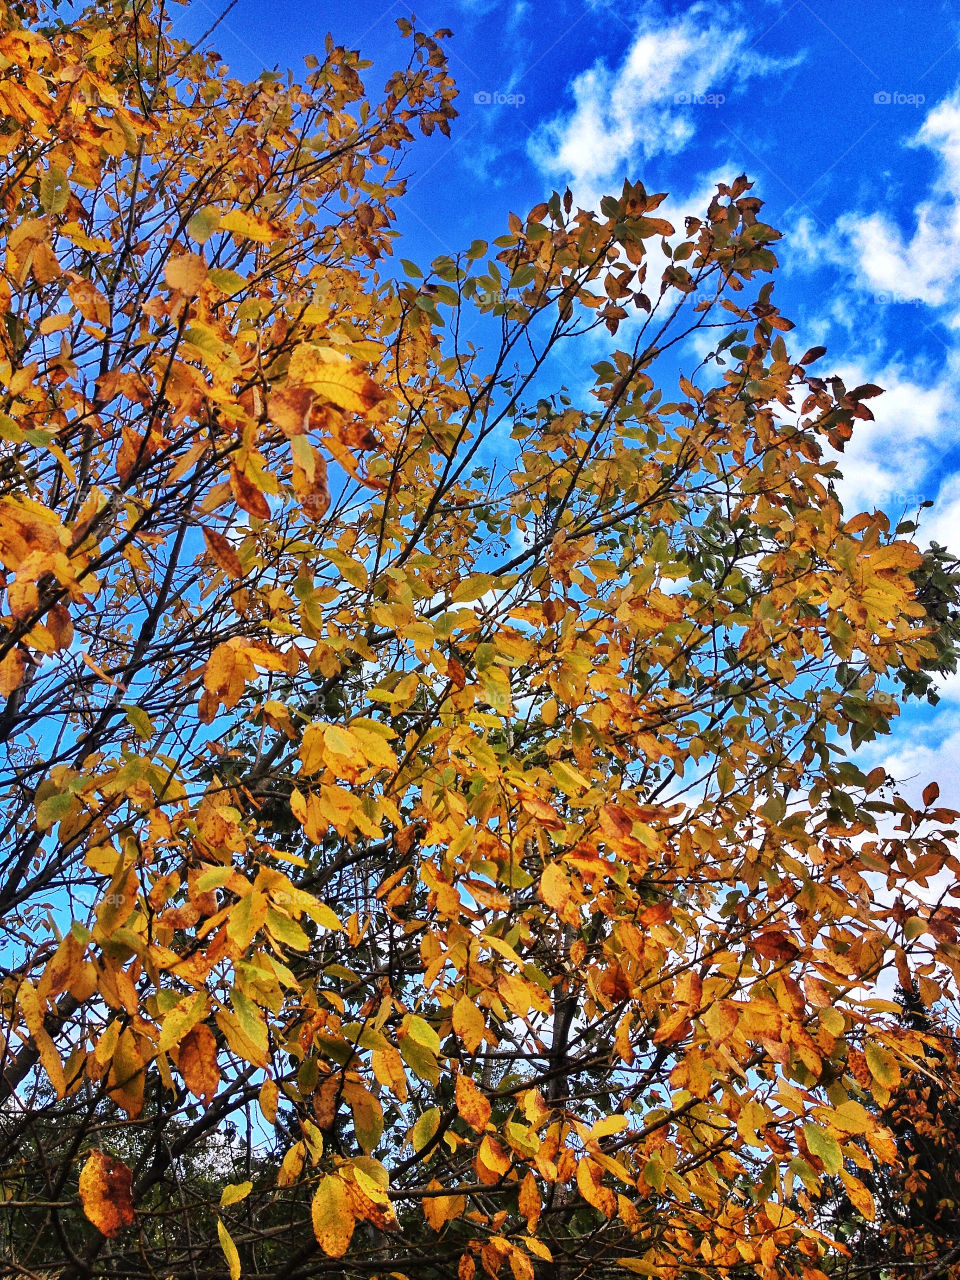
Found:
[550,760,589,795]
[208,268,247,295]
[803,1122,843,1175]
[404,1015,440,1052]
[231,988,268,1059]
[411,1106,440,1153]
[451,573,496,603]
[265,907,310,951]
[122,704,154,740]
[39,165,69,214]
[352,1090,384,1154]
[36,791,75,831]
[0,414,24,443]
[188,207,221,243]
[398,1036,439,1085]
[195,866,233,892]
[865,1041,901,1088]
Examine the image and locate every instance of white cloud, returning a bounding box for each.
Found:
[919,469,960,550]
[833,92,960,314]
[870,711,960,809]
[824,356,959,515]
[527,3,800,204]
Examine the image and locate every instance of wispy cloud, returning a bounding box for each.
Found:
[527,2,801,200]
[820,91,960,316]
[822,356,959,515]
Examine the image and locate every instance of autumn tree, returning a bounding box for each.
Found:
[1,2,959,1279]
[818,991,960,1280]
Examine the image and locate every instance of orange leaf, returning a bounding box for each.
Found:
[269,385,315,436]
[519,793,564,830]
[164,252,207,295]
[230,466,270,520]
[202,528,243,580]
[78,1151,135,1237]
[518,1170,541,1231]
[423,1178,465,1232]
[751,931,801,961]
[653,1009,692,1046]
[46,603,74,650]
[455,1072,491,1131]
[179,1023,220,1104]
[0,647,25,698]
[599,804,633,840]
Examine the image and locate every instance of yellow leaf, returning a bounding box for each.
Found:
[107,1026,146,1117]
[423,1178,464,1231]
[576,1156,616,1217]
[288,344,386,415]
[452,995,486,1053]
[478,1135,511,1177]
[220,1181,253,1207]
[259,1078,279,1125]
[217,1220,241,1280]
[840,1170,876,1220]
[158,991,209,1053]
[38,312,73,335]
[539,863,571,915]
[451,573,496,603]
[17,979,65,1096]
[277,1142,305,1187]
[311,1174,355,1258]
[0,647,25,698]
[220,209,277,242]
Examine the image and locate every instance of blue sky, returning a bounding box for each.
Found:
[173,0,960,804]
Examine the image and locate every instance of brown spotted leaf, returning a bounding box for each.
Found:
[78,1151,134,1237]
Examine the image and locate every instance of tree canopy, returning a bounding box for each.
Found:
[0,2,959,1278]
